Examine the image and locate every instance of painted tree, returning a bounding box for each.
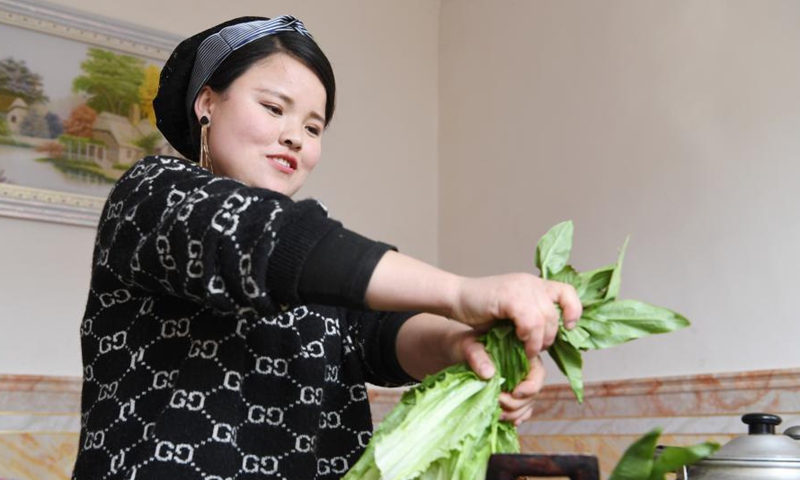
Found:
[45,111,63,139]
[0,117,9,136]
[139,64,161,127]
[134,131,162,156]
[19,110,50,137]
[63,104,98,138]
[0,57,48,104]
[72,48,145,116]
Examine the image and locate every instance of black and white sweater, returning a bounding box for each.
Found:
[72,155,416,480]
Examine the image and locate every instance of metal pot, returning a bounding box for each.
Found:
[677,413,800,480]
[484,413,800,480]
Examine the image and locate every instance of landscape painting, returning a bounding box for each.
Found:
[0,0,180,226]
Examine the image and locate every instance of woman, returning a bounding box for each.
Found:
[72,15,581,479]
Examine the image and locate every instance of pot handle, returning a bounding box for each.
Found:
[485,454,600,480]
[674,465,689,480]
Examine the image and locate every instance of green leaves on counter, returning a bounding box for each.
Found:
[539,221,690,402]
[343,326,526,480]
[609,428,719,480]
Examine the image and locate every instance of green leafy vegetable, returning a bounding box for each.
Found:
[579,301,689,350]
[346,221,692,478]
[605,235,629,301]
[485,324,529,392]
[548,335,585,402]
[535,220,573,279]
[537,221,690,402]
[648,441,720,480]
[344,326,526,480]
[577,264,615,305]
[609,429,660,480]
[609,428,719,480]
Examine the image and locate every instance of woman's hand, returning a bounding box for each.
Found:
[396,312,552,425]
[498,356,546,426]
[459,332,546,426]
[450,274,582,358]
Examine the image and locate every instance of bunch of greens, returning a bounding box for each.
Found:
[609,428,719,480]
[343,325,527,480]
[538,221,690,402]
[344,220,692,479]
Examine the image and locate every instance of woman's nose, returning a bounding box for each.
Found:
[280,124,302,150]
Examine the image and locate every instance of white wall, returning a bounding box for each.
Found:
[4,0,799,385]
[0,0,440,376]
[0,217,93,375]
[439,0,800,382]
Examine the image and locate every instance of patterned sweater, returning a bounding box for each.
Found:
[72,156,416,480]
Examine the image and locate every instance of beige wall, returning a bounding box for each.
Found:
[439,0,800,382]
[0,0,440,375]
[3,0,799,385]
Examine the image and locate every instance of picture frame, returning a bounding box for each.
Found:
[0,0,182,227]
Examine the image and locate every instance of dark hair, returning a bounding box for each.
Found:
[188,31,336,158]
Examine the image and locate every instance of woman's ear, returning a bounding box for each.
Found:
[193,85,216,121]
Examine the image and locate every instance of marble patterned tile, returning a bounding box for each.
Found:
[0,433,78,480]
[530,369,800,420]
[0,375,81,413]
[0,375,81,480]
[1,368,797,479]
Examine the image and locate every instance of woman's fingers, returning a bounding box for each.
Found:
[462,335,496,380]
[500,400,535,426]
[547,281,583,329]
[538,291,561,349]
[512,279,581,357]
[499,356,546,425]
[515,289,560,357]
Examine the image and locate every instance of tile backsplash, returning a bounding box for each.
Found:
[2,368,798,479]
[0,376,81,479]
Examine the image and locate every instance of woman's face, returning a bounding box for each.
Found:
[194,52,327,196]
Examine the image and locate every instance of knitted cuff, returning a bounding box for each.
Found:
[374,311,419,385]
[299,228,395,309]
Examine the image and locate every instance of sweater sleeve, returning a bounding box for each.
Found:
[344,308,418,387]
[298,228,395,309]
[95,156,387,315]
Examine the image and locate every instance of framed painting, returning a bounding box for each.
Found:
[0,0,182,227]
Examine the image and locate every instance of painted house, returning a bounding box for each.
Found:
[0,95,29,135]
[91,112,146,167]
[90,112,182,166]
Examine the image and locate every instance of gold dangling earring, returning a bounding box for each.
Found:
[199,115,214,174]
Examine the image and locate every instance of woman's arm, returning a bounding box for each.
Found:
[394,313,481,381]
[364,250,582,359]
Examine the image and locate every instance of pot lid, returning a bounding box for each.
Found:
[708,414,800,463]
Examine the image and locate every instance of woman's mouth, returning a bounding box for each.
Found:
[267,155,297,174]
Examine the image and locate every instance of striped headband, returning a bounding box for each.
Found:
[184,15,313,116]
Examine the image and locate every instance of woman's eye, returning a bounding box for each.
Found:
[263,104,282,115]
